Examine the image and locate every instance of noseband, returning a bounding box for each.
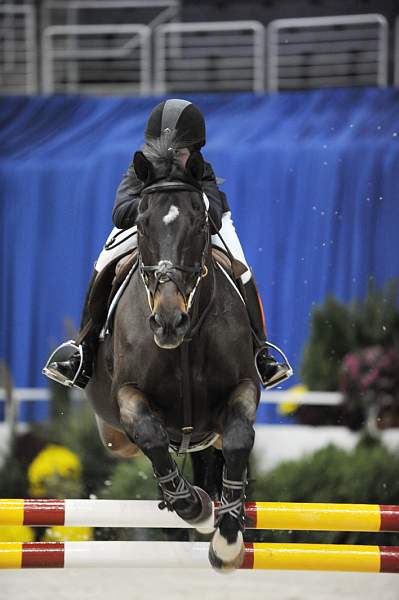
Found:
[139,180,209,312]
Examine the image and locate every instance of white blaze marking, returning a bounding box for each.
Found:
[163,205,179,225]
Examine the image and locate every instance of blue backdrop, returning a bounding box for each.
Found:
[1,88,399,420]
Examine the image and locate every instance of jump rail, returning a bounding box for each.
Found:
[1,499,399,532]
[0,541,398,571]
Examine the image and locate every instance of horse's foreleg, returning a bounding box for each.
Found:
[209,380,257,572]
[117,384,212,524]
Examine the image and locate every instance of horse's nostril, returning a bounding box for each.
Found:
[175,312,189,330]
[149,313,163,331]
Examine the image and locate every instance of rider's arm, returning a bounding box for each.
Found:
[112,158,229,231]
[202,161,229,232]
[112,163,143,229]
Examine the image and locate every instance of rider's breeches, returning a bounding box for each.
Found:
[95,211,252,285]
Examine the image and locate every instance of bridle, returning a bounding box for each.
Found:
[138,179,215,454]
[138,180,210,314]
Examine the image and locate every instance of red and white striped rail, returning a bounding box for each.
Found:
[0,541,398,572]
[1,499,399,531]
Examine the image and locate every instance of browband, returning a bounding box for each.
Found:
[141,180,202,195]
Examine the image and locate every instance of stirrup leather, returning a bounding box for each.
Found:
[255,341,293,390]
[42,340,90,389]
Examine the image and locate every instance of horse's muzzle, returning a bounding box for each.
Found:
[149,309,190,349]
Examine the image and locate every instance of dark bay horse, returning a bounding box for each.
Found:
[86,143,260,570]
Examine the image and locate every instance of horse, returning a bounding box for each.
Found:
[86,140,260,571]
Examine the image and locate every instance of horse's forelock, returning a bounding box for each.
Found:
[142,130,183,179]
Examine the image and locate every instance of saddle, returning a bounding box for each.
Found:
[211,247,247,281]
[87,250,138,326]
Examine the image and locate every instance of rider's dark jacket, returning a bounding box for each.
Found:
[112,159,229,232]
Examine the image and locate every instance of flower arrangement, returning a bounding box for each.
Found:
[339,345,399,429]
[28,444,82,497]
[43,526,92,542]
[0,526,34,543]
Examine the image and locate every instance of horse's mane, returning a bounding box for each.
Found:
[142,130,183,180]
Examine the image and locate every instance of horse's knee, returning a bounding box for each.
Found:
[126,415,169,456]
[222,419,254,458]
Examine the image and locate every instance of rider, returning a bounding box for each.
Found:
[44,99,292,390]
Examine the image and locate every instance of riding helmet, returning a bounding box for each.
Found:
[145,99,206,149]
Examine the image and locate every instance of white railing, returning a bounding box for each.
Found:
[42,24,151,95]
[0,9,394,96]
[154,21,265,93]
[0,3,37,94]
[267,14,388,92]
[40,0,179,94]
[394,16,399,87]
[0,387,342,407]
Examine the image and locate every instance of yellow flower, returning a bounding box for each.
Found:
[42,526,92,542]
[28,445,82,497]
[0,526,34,543]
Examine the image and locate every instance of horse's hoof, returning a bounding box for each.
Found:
[208,530,244,573]
[174,486,212,527]
[196,525,215,535]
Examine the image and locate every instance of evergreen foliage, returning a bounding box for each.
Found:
[301,280,399,390]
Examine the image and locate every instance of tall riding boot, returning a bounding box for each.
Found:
[244,278,292,389]
[44,271,101,389]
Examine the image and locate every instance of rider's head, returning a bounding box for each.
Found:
[145,99,205,167]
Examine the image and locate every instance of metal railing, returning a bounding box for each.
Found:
[154,21,265,94]
[393,16,399,87]
[267,14,388,92]
[0,3,37,94]
[1,8,393,96]
[42,24,151,94]
[40,0,179,94]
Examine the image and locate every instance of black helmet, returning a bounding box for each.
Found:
[145,99,206,149]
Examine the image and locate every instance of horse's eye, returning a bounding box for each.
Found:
[192,202,202,213]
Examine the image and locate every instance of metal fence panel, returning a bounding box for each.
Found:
[267,14,388,92]
[42,24,151,95]
[0,4,37,94]
[154,21,265,94]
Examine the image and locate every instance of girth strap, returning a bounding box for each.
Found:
[178,340,193,455]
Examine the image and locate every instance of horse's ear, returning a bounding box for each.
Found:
[133,151,154,183]
[184,151,204,183]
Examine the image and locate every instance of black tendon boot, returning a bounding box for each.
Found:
[244,279,293,389]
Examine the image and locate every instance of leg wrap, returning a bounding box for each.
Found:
[215,467,247,529]
[156,466,194,511]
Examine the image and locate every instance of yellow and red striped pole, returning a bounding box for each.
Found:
[0,542,398,572]
[1,499,399,532]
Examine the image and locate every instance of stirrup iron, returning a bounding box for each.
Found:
[255,341,293,390]
[42,340,90,390]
